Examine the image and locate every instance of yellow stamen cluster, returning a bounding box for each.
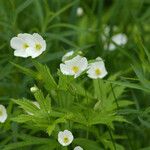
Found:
[72,66,79,73]
[95,68,101,75]
[35,43,42,51]
[23,43,29,49]
[63,137,69,143]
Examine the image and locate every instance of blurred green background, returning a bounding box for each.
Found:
[0,0,150,149]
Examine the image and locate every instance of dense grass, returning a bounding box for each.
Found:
[0,0,150,149]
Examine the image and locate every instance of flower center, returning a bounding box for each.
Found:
[72,66,79,73]
[35,43,42,51]
[63,137,69,143]
[23,43,29,49]
[95,68,101,75]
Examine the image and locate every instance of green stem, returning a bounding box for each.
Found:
[62,147,68,150]
[108,126,116,150]
[98,79,103,106]
[85,88,89,139]
[86,126,89,139]
[110,83,134,150]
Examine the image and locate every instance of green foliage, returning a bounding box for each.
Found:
[10,61,132,149]
[0,0,150,149]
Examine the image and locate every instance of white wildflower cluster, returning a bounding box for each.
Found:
[10,33,108,80]
[10,33,46,58]
[9,34,108,149]
[58,130,83,149]
[102,25,128,51]
[60,51,108,79]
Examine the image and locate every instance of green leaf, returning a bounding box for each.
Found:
[48,0,78,23]
[33,90,51,114]
[117,100,134,108]
[16,0,35,14]
[106,80,150,93]
[46,124,55,136]
[11,114,33,123]
[3,134,57,150]
[58,71,74,90]
[10,62,37,79]
[33,61,57,91]
[93,79,106,100]
[12,99,40,115]
[74,138,101,150]
[89,111,128,128]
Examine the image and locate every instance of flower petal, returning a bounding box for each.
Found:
[0,105,7,123]
[62,51,74,62]
[28,48,43,58]
[74,146,83,150]
[32,33,44,41]
[10,37,24,50]
[14,49,29,58]
[112,33,127,45]
[79,57,88,71]
[18,33,35,46]
[60,64,74,75]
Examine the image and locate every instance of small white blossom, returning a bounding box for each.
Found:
[102,26,127,51]
[28,33,46,58]
[77,7,84,16]
[0,105,7,123]
[107,33,128,51]
[60,55,88,78]
[62,51,74,62]
[104,33,127,51]
[87,57,108,79]
[10,33,33,58]
[74,146,83,150]
[30,86,38,93]
[58,130,74,146]
[10,33,46,58]
[27,101,40,115]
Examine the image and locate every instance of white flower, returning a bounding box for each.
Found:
[10,33,33,58]
[74,146,83,150]
[0,105,7,123]
[30,86,38,93]
[62,51,74,62]
[10,33,46,58]
[87,57,108,79]
[77,7,84,16]
[105,33,127,51]
[27,101,40,115]
[28,33,46,58]
[112,33,127,45]
[101,25,127,51]
[60,55,88,78]
[58,130,74,146]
